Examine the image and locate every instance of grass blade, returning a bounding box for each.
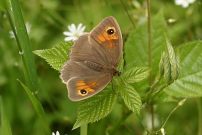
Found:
[8,0,38,90]
[17,80,50,134]
[0,96,12,135]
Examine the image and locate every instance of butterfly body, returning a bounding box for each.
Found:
[60,16,123,101]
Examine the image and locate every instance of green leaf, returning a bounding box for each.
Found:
[122,67,149,84]
[33,42,72,71]
[159,38,180,84]
[0,97,12,135]
[125,12,166,77]
[164,41,202,97]
[116,78,142,113]
[9,0,38,91]
[17,80,50,134]
[73,87,116,129]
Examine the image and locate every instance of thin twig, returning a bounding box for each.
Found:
[146,0,154,131]
[160,99,186,129]
[146,0,152,85]
[153,99,186,134]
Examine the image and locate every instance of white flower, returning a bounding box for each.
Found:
[9,22,31,38]
[160,128,166,135]
[63,23,86,42]
[175,0,196,8]
[52,131,60,135]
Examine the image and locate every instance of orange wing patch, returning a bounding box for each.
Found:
[76,80,97,96]
[96,27,119,48]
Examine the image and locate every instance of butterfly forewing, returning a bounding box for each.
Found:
[90,16,123,67]
[60,16,123,101]
[69,34,108,66]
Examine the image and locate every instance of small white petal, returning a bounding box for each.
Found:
[71,36,78,41]
[64,23,86,42]
[79,26,86,33]
[69,24,76,32]
[64,36,74,41]
[63,31,73,36]
[52,132,55,135]
[175,0,183,5]
[67,25,73,32]
[175,0,192,8]
[182,2,189,7]
[56,131,60,135]
[72,24,77,31]
[77,23,83,31]
[188,0,195,3]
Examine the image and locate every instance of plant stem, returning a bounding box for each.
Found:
[146,0,153,131]
[146,0,152,85]
[160,99,186,129]
[80,124,88,135]
[150,105,154,130]
[0,97,12,135]
[197,98,202,135]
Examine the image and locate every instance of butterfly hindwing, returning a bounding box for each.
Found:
[67,74,111,101]
[60,61,112,101]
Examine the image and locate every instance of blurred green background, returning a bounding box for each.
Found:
[0,0,202,135]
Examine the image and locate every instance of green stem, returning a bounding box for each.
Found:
[197,98,202,135]
[146,0,152,85]
[146,0,153,131]
[0,97,12,135]
[80,124,88,135]
[160,99,186,129]
[151,105,154,130]
[144,75,162,104]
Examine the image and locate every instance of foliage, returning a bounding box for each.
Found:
[164,41,202,97]
[0,97,12,135]
[17,80,50,134]
[34,42,72,71]
[34,40,148,128]
[159,37,180,84]
[0,0,202,135]
[9,0,38,90]
[73,87,116,129]
[125,11,166,77]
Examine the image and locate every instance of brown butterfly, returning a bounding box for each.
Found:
[60,16,123,101]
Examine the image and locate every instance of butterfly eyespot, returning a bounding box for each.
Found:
[106,27,115,35]
[80,89,88,95]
